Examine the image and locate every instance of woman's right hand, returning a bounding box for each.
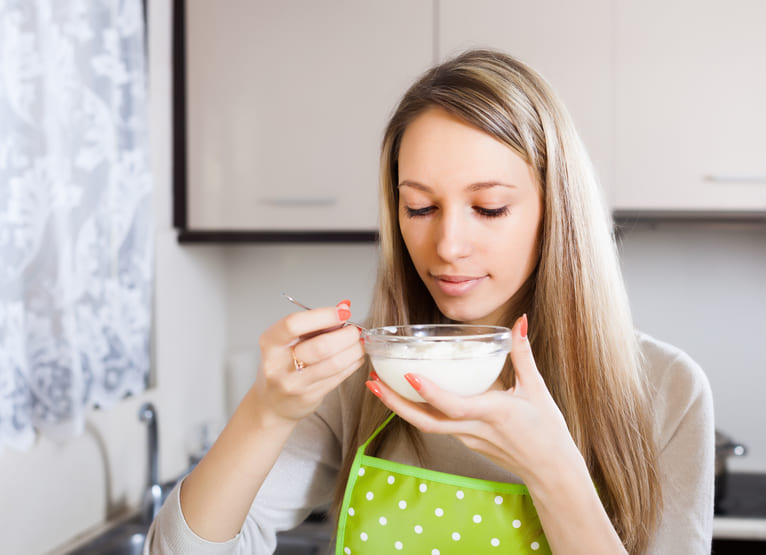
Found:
[176,300,364,543]
[251,300,366,424]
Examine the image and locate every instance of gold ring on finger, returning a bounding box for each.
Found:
[292,347,307,371]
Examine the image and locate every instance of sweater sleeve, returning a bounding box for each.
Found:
[144,402,343,555]
[642,336,715,555]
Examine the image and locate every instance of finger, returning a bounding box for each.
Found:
[292,324,361,368]
[508,313,543,390]
[294,332,365,381]
[262,300,353,349]
[401,373,495,422]
[366,377,477,437]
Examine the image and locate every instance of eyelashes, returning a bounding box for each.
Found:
[404,205,510,219]
[474,206,510,218]
[404,206,436,218]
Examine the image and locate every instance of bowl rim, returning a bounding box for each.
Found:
[362,323,511,343]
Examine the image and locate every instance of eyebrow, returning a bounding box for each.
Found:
[397,180,519,192]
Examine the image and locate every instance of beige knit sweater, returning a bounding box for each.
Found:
[145,332,714,554]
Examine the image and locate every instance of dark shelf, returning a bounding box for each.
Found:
[177,230,378,244]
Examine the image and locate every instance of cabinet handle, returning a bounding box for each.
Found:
[259,197,338,206]
[702,174,766,184]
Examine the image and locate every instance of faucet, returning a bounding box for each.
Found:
[138,402,163,526]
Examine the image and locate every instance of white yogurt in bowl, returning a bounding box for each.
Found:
[363,325,512,402]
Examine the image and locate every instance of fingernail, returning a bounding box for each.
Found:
[520,313,528,339]
[337,306,351,321]
[366,380,382,398]
[336,299,351,308]
[404,373,422,391]
[370,370,380,381]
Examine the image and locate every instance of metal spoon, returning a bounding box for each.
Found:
[282,293,367,332]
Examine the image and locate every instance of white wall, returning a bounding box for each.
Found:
[0,2,229,553]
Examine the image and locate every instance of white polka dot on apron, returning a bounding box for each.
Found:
[360,532,368,541]
[395,541,403,550]
[512,519,521,528]
[419,483,427,492]
[414,525,423,534]
[491,538,500,547]
[456,490,464,499]
[398,500,407,509]
[366,491,374,500]
[531,541,540,550]
[358,467,365,476]
[379,516,387,525]
[431,550,440,555]
[348,507,355,516]
[387,475,395,484]
[344,548,351,554]
[434,507,444,517]
[472,514,482,523]
[494,495,503,504]
[452,532,461,541]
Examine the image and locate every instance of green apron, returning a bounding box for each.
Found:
[336,414,552,554]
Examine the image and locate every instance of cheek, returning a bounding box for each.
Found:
[400,220,425,257]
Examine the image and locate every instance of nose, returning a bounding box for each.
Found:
[435,207,472,262]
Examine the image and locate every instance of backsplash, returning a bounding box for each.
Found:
[618,220,766,471]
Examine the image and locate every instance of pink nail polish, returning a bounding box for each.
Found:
[520,313,528,339]
[404,373,422,391]
[370,371,380,381]
[337,307,351,321]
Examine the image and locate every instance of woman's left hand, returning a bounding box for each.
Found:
[366,314,581,487]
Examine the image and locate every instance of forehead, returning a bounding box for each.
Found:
[397,108,536,190]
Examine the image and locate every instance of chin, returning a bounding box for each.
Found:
[435,301,491,325]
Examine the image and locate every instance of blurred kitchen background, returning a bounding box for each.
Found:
[1,1,764,554]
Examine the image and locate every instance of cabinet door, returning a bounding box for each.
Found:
[184,1,433,232]
[614,0,766,213]
[438,0,614,200]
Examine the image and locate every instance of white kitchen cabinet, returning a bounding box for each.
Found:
[613,0,766,213]
[182,0,433,235]
[438,0,614,200]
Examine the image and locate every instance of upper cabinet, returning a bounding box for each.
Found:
[175,1,766,242]
[613,0,766,214]
[178,0,433,238]
[438,0,614,202]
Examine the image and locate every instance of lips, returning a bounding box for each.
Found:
[431,274,486,296]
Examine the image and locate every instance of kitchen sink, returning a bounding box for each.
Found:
[64,514,147,555]
[62,511,332,555]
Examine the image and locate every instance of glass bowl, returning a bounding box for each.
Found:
[363,324,511,402]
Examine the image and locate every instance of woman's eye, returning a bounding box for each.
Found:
[474,206,510,218]
[405,206,435,218]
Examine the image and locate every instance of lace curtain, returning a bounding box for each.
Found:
[0,0,153,451]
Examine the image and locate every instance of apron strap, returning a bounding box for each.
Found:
[359,412,397,454]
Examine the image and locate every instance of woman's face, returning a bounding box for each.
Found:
[397,107,543,325]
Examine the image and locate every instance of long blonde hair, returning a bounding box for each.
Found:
[335,49,660,553]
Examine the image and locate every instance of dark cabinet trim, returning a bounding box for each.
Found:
[177,230,378,244]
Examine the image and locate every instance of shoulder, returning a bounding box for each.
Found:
[636,331,714,450]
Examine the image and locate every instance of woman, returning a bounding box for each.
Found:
[146,50,714,554]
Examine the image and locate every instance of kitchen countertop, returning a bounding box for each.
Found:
[713,472,766,540]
